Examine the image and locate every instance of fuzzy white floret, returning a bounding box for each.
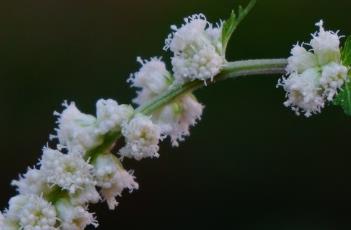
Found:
[119,114,162,160]
[94,154,139,210]
[171,45,224,83]
[40,148,98,197]
[155,95,204,146]
[320,62,348,101]
[311,20,341,64]
[96,99,134,134]
[130,57,172,106]
[55,102,100,154]
[70,185,101,206]
[11,168,50,196]
[56,199,97,230]
[279,69,324,117]
[6,195,57,230]
[165,14,224,83]
[286,44,318,74]
[129,57,171,94]
[279,20,348,116]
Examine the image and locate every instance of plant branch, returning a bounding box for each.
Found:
[84,58,287,162]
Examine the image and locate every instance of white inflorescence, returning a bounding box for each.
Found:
[40,148,97,195]
[54,102,100,154]
[1,10,270,230]
[56,199,97,230]
[119,114,162,160]
[2,96,145,229]
[96,99,134,134]
[4,195,57,230]
[278,20,349,117]
[129,57,204,146]
[11,168,50,196]
[94,154,139,210]
[164,14,225,83]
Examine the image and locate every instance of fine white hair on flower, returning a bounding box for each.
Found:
[320,62,349,101]
[129,57,172,96]
[164,14,225,83]
[154,94,204,146]
[119,114,162,161]
[11,168,50,197]
[40,147,98,197]
[4,194,57,230]
[94,154,139,210]
[96,99,134,135]
[54,101,101,154]
[286,44,318,74]
[56,199,98,230]
[128,56,204,146]
[278,20,348,117]
[278,69,325,117]
[129,57,173,106]
[311,20,342,65]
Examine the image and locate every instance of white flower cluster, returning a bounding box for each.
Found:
[1,99,146,229]
[1,195,57,230]
[2,12,226,230]
[164,14,225,83]
[129,57,204,146]
[54,100,134,154]
[278,20,349,117]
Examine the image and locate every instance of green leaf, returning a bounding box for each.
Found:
[334,36,351,115]
[341,36,351,66]
[221,0,257,57]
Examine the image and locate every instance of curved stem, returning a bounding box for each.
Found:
[84,58,287,162]
[136,58,288,115]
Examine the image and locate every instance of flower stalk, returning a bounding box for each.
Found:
[85,58,288,162]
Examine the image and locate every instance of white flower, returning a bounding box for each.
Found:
[129,57,172,106]
[286,44,318,74]
[96,99,134,134]
[6,195,57,230]
[11,168,51,196]
[94,154,139,210]
[320,62,348,101]
[165,14,225,83]
[279,69,325,117]
[40,148,98,200]
[119,114,162,160]
[69,185,101,206]
[154,94,204,146]
[279,20,348,116]
[0,212,16,230]
[311,20,341,65]
[129,56,204,146]
[56,199,97,230]
[129,57,172,96]
[54,101,101,154]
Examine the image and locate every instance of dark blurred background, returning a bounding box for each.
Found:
[1,0,351,229]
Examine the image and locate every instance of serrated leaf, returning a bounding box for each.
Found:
[334,36,351,115]
[221,0,256,57]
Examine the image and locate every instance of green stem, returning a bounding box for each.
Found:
[136,58,288,115]
[84,58,287,162]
